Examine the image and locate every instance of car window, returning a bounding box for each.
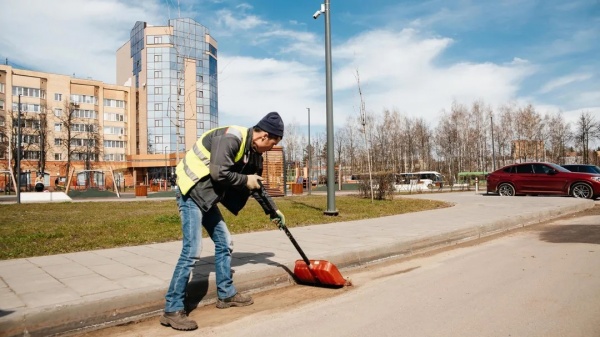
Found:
[503,166,514,173]
[516,164,533,174]
[532,164,552,174]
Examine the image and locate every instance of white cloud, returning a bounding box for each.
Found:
[0,0,166,83]
[329,29,534,124]
[217,55,323,128]
[214,9,266,32]
[538,73,593,94]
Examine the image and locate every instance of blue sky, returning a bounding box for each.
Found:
[1,0,598,135]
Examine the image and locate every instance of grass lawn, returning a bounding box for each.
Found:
[0,195,449,260]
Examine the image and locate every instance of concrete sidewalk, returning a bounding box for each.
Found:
[0,192,595,337]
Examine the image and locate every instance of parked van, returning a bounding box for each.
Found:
[395,171,443,191]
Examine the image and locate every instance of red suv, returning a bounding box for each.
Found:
[486,162,600,199]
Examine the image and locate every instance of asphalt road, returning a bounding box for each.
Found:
[81,206,600,337]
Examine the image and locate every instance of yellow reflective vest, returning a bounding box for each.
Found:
[176,126,248,196]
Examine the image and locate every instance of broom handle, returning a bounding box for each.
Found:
[257,181,311,266]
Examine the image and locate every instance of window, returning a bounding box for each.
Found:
[197,90,203,98]
[71,124,95,132]
[154,103,162,111]
[196,75,203,82]
[54,93,62,101]
[155,136,163,143]
[196,60,202,68]
[154,55,162,62]
[0,99,4,110]
[54,108,62,117]
[196,106,203,114]
[154,87,162,94]
[54,153,62,160]
[197,121,204,129]
[0,116,4,126]
[155,120,163,127]
[72,109,97,119]
[23,151,40,160]
[12,86,46,98]
[70,138,96,147]
[71,94,98,105]
[103,126,124,135]
[103,99,125,108]
[0,83,5,93]
[104,112,125,122]
[154,36,162,44]
[516,164,533,174]
[533,164,552,174]
[54,138,62,145]
[103,140,125,148]
[22,134,40,144]
[12,103,40,112]
[154,71,162,78]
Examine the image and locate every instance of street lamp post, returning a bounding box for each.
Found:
[307,108,311,195]
[491,115,496,171]
[16,94,22,204]
[314,0,338,215]
[164,146,168,190]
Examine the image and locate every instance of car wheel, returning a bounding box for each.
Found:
[571,183,593,199]
[498,183,515,196]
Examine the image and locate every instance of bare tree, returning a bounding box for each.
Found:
[56,100,78,178]
[545,111,571,164]
[575,111,599,164]
[35,103,52,175]
[0,114,7,167]
[281,120,301,168]
[342,115,359,177]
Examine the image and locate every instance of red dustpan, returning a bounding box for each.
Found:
[257,182,349,287]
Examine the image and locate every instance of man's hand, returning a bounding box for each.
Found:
[246,174,263,190]
[270,210,286,229]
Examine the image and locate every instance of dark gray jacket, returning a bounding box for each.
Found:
[186,127,275,215]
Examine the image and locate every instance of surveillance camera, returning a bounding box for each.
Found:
[313,10,322,19]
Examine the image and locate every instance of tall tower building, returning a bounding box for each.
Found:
[117,18,218,180]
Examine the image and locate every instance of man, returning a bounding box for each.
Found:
[160,112,286,331]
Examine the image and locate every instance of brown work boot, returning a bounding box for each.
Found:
[159,310,198,331]
[216,292,254,309]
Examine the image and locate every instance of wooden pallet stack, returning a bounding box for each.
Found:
[262,146,285,197]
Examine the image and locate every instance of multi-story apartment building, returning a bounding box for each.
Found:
[0,18,218,191]
[116,18,218,183]
[0,64,132,190]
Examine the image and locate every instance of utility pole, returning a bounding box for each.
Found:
[491,115,496,171]
[307,107,311,195]
[16,94,22,204]
[164,146,168,190]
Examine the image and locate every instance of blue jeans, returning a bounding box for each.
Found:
[164,192,236,313]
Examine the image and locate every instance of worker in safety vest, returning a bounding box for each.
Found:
[161,112,285,331]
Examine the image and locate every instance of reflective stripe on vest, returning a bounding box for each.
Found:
[176,126,248,195]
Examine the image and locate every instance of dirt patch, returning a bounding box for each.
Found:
[539,225,600,244]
